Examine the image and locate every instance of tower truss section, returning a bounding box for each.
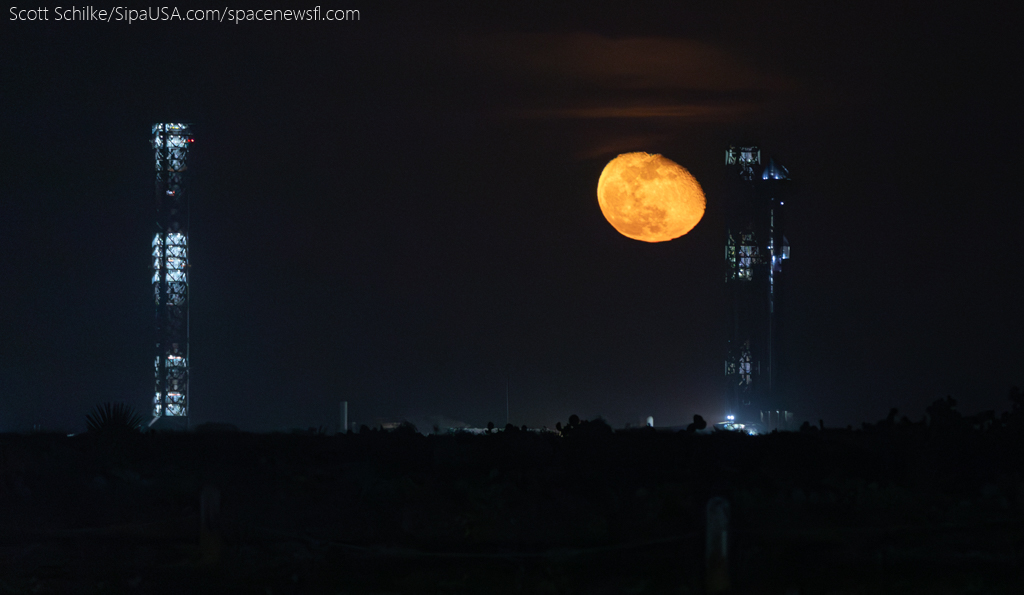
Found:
[724,146,791,426]
[152,123,193,424]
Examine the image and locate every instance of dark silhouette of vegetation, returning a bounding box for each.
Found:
[559,415,613,438]
[926,395,961,429]
[393,421,418,436]
[84,402,144,436]
[686,414,707,433]
[6,385,1022,594]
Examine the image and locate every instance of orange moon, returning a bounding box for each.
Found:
[597,152,706,242]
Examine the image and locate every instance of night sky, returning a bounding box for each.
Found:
[3,1,1021,433]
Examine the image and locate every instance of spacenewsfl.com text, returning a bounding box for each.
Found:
[9,6,359,24]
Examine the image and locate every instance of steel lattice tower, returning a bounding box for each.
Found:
[724,146,792,429]
[150,123,193,429]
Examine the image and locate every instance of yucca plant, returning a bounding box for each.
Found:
[85,402,145,435]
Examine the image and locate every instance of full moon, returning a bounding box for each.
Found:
[597,152,706,242]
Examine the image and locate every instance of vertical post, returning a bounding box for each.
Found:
[706,497,730,593]
[340,401,348,434]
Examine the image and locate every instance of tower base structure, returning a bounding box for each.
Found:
[148,414,190,432]
[761,410,794,432]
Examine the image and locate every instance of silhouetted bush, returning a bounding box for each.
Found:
[561,416,613,439]
[393,421,418,435]
[926,395,961,429]
[85,402,144,436]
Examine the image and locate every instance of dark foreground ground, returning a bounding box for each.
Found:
[2,412,1024,594]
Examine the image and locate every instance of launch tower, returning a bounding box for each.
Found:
[724,146,792,429]
[150,123,193,430]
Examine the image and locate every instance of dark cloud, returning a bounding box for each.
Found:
[511,104,754,121]
[455,32,794,121]
[436,31,815,163]
[462,33,774,90]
